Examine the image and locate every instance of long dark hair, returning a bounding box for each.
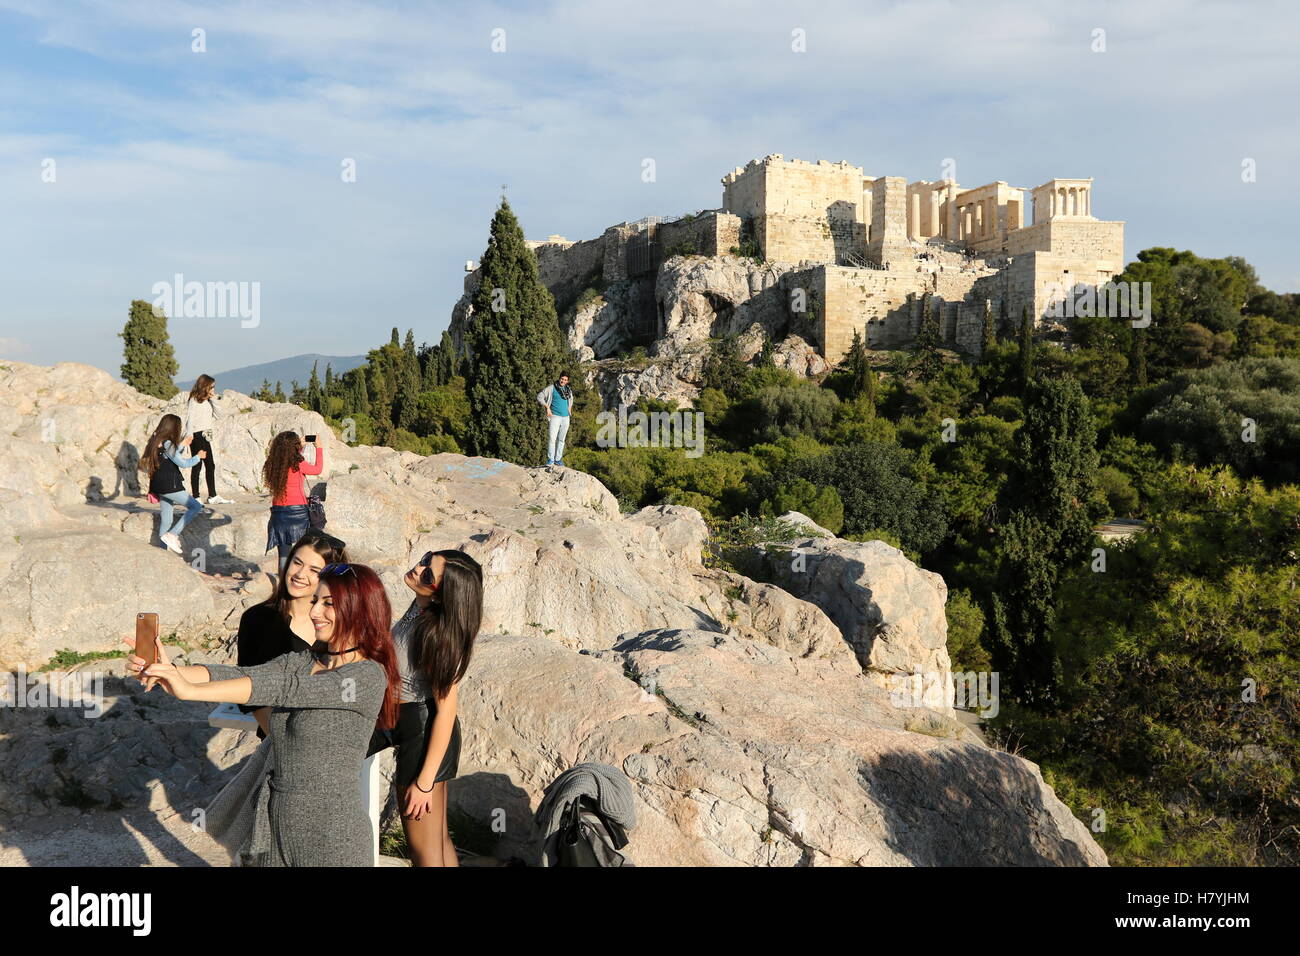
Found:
[139,414,183,477]
[189,374,215,402]
[317,563,401,730]
[263,532,349,623]
[413,550,483,700]
[262,430,304,497]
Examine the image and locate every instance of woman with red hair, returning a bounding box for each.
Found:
[129,563,400,866]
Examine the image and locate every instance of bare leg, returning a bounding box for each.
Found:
[434,782,458,867]
[401,782,446,867]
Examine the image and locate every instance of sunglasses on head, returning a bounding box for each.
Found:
[300,530,346,550]
[322,563,354,575]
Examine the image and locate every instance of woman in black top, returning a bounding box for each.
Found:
[236,529,348,737]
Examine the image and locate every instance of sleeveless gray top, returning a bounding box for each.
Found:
[392,598,433,703]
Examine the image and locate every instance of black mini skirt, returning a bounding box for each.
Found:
[392,700,461,788]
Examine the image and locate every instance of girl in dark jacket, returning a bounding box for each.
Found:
[139,413,207,555]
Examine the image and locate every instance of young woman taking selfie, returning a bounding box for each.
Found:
[236,529,349,738]
[263,430,325,570]
[129,562,400,867]
[390,549,483,867]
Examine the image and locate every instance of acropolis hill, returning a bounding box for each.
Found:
[450,153,1125,407]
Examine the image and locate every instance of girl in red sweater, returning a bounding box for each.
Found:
[263,431,326,570]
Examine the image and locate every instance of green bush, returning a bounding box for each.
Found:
[760,477,844,534]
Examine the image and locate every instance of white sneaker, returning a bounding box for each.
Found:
[207,495,234,505]
[161,533,183,554]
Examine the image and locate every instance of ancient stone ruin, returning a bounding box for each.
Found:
[449,153,1125,407]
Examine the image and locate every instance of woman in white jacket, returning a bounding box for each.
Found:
[182,374,233,505]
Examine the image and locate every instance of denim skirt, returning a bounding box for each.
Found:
[266,504,310,556]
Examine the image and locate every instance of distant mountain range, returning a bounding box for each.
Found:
[176,353,368,396]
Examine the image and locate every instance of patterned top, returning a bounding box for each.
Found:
[392,598,433,703]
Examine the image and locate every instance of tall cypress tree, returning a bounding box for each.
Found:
[368,363,391,420]
[437,330,458,384]
[307,361,325,415]
[463,198,567,463]
[1018,303,1034,388]
[394,329,421,430]
[274,380,285,403]
[119,299,180,399]
[980,298,996,359]
[349,367,369,416]
[1130,329,1148,388]
[987,375,1100,707]
[419,344,438,391]
[915,294,942,380]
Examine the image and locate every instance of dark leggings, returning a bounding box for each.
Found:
[189,431,216,498]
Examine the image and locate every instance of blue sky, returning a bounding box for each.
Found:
[1,0,1296,381]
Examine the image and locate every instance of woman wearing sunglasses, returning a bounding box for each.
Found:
[391,549,484,866]
[130,562,401,867]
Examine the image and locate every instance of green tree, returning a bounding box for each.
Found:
[845,328,873,406]
[1018,304,1034,388]
[768,442,948,553]
[347,366,369,416]
[307,361,325,415]
[987,375,1101,707]
[916,294,942,380]
[393,329,422,431]
[463,198,568,463]
[760,477,844,534]
[703,335,749,399]
[119,299,179,399]
[981,298,996,359]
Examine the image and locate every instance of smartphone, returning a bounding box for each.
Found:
[136,612,159,668]
[305,434,317,444]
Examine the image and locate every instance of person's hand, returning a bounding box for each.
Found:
[142,662,192,700]
[197,450,207,459]
[404,781,436,820]
[122,634,173,692]
[180,434,193,447]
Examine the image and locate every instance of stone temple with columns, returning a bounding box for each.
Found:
[453,153,1127,369]
[718,154,1125,362]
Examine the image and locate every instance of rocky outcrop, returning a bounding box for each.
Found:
[746,514,954,683]
[0,360,1106,867]
[653,255,796,357]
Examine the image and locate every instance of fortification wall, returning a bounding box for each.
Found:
[723,155,868,264]
[807,262,1006,362]
[1007,219,1123,263]
[868,176,911,267]
[657,211,742,259]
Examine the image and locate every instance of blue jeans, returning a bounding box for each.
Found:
[160,491,202,538]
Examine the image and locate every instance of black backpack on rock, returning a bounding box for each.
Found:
[556,795,632,867]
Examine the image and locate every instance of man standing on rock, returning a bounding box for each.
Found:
[537,373,572,468]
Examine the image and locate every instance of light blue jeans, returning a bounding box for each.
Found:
[547,414,570,463]
[160,491,202,538]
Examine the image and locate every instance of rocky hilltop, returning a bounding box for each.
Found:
[0,360,1106,866]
